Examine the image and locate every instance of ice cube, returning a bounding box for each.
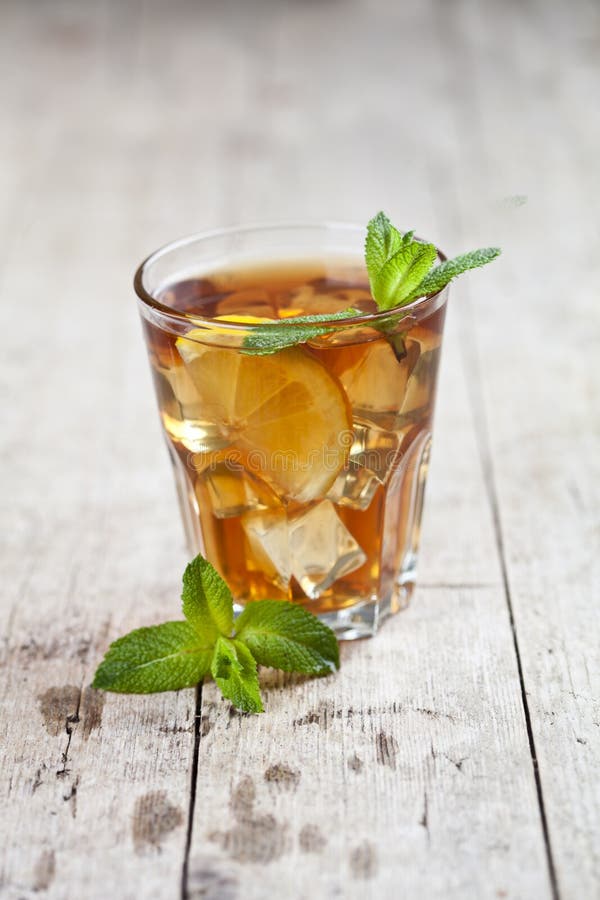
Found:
[153,362,233,454]
[329,340,413,429]
[187,434,235,474]
[398,325,442,415]
[307,277,373,312]
[242,509,291,591]
[215,288,275,319]
[327,422,402,510]
[350,421,402,484]
[289,501,366,599]
[400,348,441,416]
[281,284,351,315]
[159,278,221,314]
[242,500,367,597]
[327,461,381,511]
[197,463,275,519]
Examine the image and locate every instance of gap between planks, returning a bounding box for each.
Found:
[181,684,203,900]
[457,293,560,900]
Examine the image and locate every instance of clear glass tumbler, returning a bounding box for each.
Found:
[134,223,448,638]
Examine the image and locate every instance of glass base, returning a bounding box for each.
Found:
[233,571,416,641]
[315,573,416,639]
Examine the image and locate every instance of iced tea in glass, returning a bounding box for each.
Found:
[134,224,448,637]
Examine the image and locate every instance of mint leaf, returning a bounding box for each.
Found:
[182,555,233,642]
[372,241,438,309]
[365,211,403,277]
[211,636,264,713]
[92,621,212,693]
[365,212,500,311]
[241,308,358,356]
[405,247,501,300]
[92,553,340,712]
[235,599,340,675]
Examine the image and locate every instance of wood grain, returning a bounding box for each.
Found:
[0,0,597,898]
[429,1,600,895]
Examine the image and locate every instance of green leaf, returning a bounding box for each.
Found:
[211,636,264,713]
[405,247,501,301]
[235,600,340,675]
[365,211,403,280]
[181,554,234,642]
[373,241,438,309]
[92,621,212,693]
[241,308,358,355]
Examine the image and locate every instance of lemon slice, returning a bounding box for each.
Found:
[214,314,276,325]
[176,331,351,502]
[183,314,276,347]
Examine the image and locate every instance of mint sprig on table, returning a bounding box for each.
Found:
[241,211,500,354]
[93,554,339,714]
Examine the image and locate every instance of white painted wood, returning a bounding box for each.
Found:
[0,4,199,897]
[0,0,597,897]
[425,1,600,896]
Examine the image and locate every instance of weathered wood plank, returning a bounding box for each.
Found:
[0,216,197,900]
[0,5,199,897]
[430,0,600,896]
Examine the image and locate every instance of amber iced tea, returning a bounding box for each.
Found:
[136,226,447,638]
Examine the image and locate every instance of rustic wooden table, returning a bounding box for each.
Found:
[1,0,598,898]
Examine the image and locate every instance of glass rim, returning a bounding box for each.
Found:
[133,220,448,333]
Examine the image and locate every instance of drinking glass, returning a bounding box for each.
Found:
[134,223,448,638]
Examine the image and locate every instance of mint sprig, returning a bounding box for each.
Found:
[211,636,264,713]
[181,554,233,641]
[92,553,340,713]
[371,240,438,309]
[241,308,358,356]
[239,212,500,355]
[402,246,502,301]
[365,211,500,309]
[365,210,404,273]
[92,622,213,693]
[235,599,340,675]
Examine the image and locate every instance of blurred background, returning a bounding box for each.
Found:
[5,0,598,257]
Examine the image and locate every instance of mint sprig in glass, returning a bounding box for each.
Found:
[241,212,500,353]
